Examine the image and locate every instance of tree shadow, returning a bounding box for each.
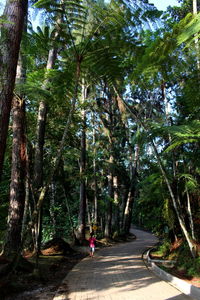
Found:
[64,230,191,299]
[165,296,191,300]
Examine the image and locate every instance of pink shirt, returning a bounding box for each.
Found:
[89,237,96,248]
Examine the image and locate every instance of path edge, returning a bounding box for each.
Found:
[147,256,200,300]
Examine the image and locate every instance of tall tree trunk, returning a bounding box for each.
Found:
[104,155,113,238]
[3,11,28,257]
[77,84,87,243]
[32,100,47,254]
[112,175,120,232]
[186,188,195,240]
[0,0,28,180]
[92,113,98,225]
[49,181,56,238]
[33,101,47,192]
[123,143,139,234]
[4,96,26,256]
[60,161,76,243]
[31,56,82,246]
[32,20,60,254]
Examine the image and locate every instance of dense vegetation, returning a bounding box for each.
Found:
[0,0,200,278]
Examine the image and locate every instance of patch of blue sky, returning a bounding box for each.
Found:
[150,0,180,10]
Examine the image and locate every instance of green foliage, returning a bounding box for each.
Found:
[163,199,176,230]
[175,242,200,277]
[154,240,171,257]
[177,13,200,46]
[133,172,168,235]
[2,0,200,253]
[165,121,200,151]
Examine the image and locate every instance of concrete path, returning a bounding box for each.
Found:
[53,229,195,300]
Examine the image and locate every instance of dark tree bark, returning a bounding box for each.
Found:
[4,96,26,255]
[0,0,28,181]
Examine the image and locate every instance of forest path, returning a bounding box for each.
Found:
[53,228,194,300]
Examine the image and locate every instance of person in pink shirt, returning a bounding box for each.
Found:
[89,232,96,257]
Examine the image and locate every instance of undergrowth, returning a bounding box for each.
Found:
[151,239,200,278]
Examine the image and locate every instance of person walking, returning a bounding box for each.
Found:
[89,232,96,257]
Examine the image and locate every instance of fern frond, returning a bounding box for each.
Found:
[177,12,200,46]
[165,121,200,152]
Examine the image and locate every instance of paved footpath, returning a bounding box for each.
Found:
[53,229,195,300]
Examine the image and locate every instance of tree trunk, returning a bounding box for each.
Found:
[112,175,120,232]
[77,85,87,243]
[3,10,28,257]
[0,0,28,180]
[32,21,59,254]
[193,0,198,14]
[186,188,195,240]
[4,96,26,256]
[49,181,56,238]
[104,155,113,238]
[92,113,98,225]
[123,186,135,234]
[31,56,81,247]
[123,145,138,235]
[60,161,76,243]
[33,100,47,191]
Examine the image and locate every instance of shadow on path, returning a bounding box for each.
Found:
[53,229,194,300]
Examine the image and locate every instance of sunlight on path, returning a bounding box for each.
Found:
[53,229,194,300]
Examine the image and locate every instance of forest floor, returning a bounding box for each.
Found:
[0,245,86,299]
[0,237,128,300]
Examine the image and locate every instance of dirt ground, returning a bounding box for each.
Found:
[0,239,88,300]
[0,237,119,300]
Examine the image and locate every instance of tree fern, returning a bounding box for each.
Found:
[177,12,200,46]
[165,121,200,151]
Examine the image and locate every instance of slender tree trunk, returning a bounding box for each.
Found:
[32,20,60,254]
[193,0,198,13]
[77,84,87,242]
[92,113,98,225]
[33,101,47,192]
[104,155,113,238]
[31,57,81,247]
[49,181,56,238]
[0,0,28,180]
[123,163,137,234]
[162,82,177,177]
[186,188,195,240]
[32,99,47,254]
[112,175,120,232]
[59,161,76,242]
[125,136,139,233]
